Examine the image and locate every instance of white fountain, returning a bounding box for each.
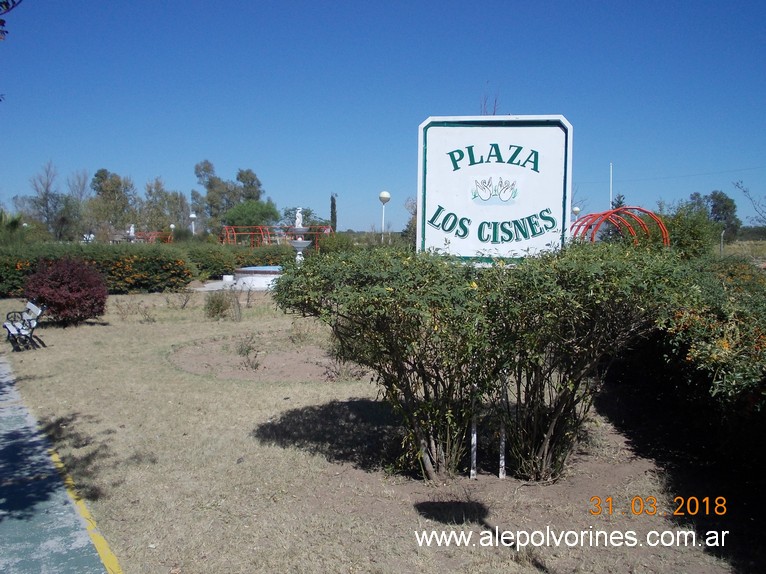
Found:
[227,208,307,291]
[290,208,311,263]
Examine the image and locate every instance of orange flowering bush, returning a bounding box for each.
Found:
[659,256,766,408]
[0,254,30,297]
[0,245,193,296]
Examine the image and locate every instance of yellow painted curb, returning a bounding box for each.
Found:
[49,450,124,574]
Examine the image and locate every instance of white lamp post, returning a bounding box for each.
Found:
[572,206,581,221]
[379,191,390,244]
[190,212,197,235]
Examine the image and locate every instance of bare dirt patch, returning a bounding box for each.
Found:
[0,292,744,573]
[169,337,336,383]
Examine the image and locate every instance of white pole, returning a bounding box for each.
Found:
[381,203,386,244]
[378,191,391,244]
[609,162,613,209]
[470,412,477,479]
[499,419,506,478]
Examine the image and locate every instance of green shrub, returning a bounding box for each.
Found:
[480,243,689,479]
[84,244,193,293]
[185,243,293,278]
[24,257,108,326]
[316,232,357,254]
[273,249,490,480]
[273,243,698,481]
[658,256,766,409]
[186,244,237,279]
[658,201,720,259]
[204,289,242,321]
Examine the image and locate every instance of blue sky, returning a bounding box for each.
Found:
[1,1,765,232]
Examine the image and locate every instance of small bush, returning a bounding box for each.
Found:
[273,248,487,480]
[316,232,356,254]
[204,289,241,321]
[235,332,260,371]
[24,258,108,326]
[164,288,195,310]
[481,244,690,480]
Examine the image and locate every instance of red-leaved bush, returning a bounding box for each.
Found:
[24,257,108,326]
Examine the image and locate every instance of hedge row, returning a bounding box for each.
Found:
[0,243,295,297]
[187,244,294,279]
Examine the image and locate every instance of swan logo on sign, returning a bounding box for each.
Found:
[417,116,573,259]
[472,177,517,203]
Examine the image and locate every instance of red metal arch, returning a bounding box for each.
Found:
[570,206,670,246]
[219,225,334,249]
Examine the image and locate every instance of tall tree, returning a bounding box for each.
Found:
[87,168,142,234]
[193,160,267,233]
[330,193,337,231]
[223,199,280,227]
[689,190,741,241]
[50,195,82,241]
[707,190,741,241]
[143,178,191,231]
[599,194,626,242]
[28,161,63,233]
[190,188,206,226]
[66,169,91,204]
[236,169,263,202]
[18,162,81,240]
[64,169,91,238]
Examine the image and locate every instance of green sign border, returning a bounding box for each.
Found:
[419,117,572,260]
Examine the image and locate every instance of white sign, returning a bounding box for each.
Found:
[417,115,573,259]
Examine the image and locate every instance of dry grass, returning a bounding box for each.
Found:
[723,240,766,261]
[1,292,734,574]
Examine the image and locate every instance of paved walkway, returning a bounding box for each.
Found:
[0,354,113,574]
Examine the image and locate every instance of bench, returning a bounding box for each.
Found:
[3,301,46,351]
